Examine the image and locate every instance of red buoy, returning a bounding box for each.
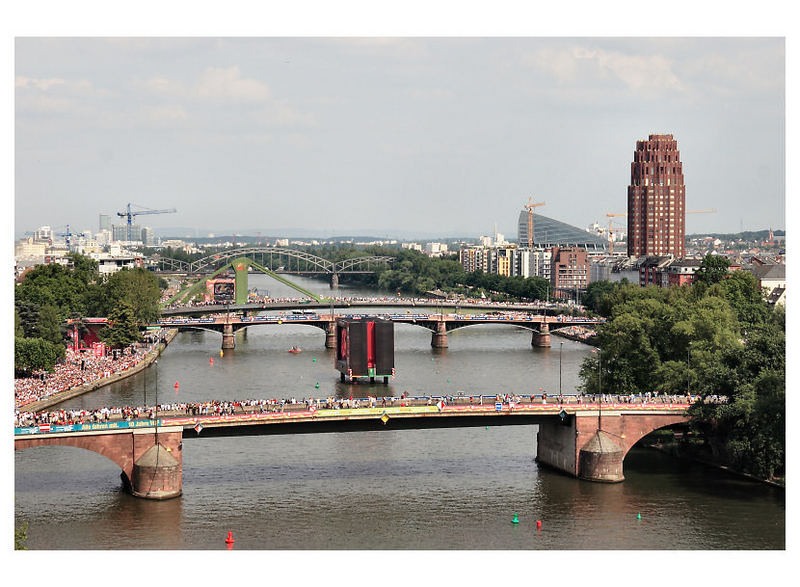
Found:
[209,357,214,366]
[174,381,179,389]
[536,520,542,530]
[225,531,235,544]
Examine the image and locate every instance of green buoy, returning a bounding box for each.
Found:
[315,382,320,389]
[637,513,642,520]
[312,358,316,362]
[512,513,519,524]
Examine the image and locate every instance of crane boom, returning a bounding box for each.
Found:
[117,203,177,242]
[524,198,546,248]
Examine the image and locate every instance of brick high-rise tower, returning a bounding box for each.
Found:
[627,134,685,258]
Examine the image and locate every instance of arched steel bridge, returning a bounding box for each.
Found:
[149,247,395,275]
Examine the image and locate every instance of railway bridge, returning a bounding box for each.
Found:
[14,401,690,499]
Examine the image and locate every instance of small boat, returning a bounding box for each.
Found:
[288,346,302,354]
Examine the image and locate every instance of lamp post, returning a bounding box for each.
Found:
[559,341,563,397]
[591,346,602,431]
[154,359,159,445]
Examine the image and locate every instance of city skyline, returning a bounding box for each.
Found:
[14,37,785,240]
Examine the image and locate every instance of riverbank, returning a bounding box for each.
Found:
[20,329,178,413]
[647,440,784,489]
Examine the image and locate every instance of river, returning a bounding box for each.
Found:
[14,275,785,550]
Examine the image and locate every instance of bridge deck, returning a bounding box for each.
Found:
[16,402,690,438]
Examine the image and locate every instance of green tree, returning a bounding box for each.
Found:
[14,337,65,375]
[99,301,142,348]
[35,304,64,345]
[582,280,617,315]
[104,268,162,326]
[694,254,731,286]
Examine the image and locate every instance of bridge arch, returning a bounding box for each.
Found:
[15,427,184,498]
[152,247,395,276]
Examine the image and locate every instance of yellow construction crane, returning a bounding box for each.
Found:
[524,198,546,248]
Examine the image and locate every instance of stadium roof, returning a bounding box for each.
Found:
[517,211,608,250]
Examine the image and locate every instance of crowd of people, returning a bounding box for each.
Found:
[14,330,168,410]
[15,390,725,429]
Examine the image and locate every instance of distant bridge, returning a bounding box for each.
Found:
[150,247,394,283]
[156,252,395,306]
[154,311,604,349]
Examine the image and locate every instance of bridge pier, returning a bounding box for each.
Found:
[330,273,339,289]
[222,323,235,350]
[15,426,183,500]
[531,323,551,348]
[325,321,337,348]
[431,321,448,348]
[537,410,687,482]
[129,441,183,499]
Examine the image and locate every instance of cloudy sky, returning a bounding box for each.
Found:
[14,36,785,239]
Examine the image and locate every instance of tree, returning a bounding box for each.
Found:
[103,268,162,326]
[582,280,617,315]
[14,337,65,375]
[99,301,142,348]
[35,304,64,345]
[694,254,731,286]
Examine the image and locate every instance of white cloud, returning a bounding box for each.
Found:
[15,76,66,91]
[142,66,271,103]
[525,46,683,94]
[143,104,189,123]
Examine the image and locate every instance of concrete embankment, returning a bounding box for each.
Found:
[21,329,178,413]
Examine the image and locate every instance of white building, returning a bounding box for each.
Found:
[424,242,448,257]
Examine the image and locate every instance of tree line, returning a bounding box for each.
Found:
[14,254,164,375]
[579,255,784,480]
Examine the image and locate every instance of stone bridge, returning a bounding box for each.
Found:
[154,312,604,349]
[15,402,688,499]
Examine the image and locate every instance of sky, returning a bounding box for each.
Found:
[14,36,785,239]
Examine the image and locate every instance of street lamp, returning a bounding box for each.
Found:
[559,341,563,397]
[591,346,602,431]
[154,359,159,445]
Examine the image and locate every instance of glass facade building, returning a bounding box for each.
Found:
[517,212,607,251]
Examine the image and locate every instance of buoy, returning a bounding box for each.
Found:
[225,531,235,544]
[512,513,519,524]
[312,358,317,362]
[637,513,642,520]
[219,350,224,357]
[536,520,542,530]
[174,381,179,390]
[315,382,320,389]
[209,357,214,366]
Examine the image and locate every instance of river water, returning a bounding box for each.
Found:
[14,275,785,550]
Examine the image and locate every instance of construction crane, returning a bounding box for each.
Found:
[55,225,86,249]
[605,209,717,253]
[524,197,546,248]
[605,213,627,253]
[117,203,177,242]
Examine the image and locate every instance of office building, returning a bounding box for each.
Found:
[627,134,686,258]
[551,247,589,295]
[517,212,607,251]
